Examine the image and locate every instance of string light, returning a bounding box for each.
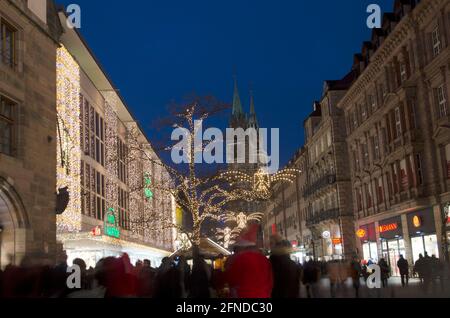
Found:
[56,46,82,233]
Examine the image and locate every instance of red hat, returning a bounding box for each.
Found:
[233,223,259,247]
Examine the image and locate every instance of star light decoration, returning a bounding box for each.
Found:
[123,102,302,247]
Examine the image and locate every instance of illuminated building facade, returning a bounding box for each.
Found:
[340,0,450,274]
[55,12,175,268]
[0,0,62,268]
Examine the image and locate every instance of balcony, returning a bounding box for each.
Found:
[303,174,337,197]
[306,208,353,227]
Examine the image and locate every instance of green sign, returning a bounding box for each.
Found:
[144,173,154,200]
[104,208,120,238]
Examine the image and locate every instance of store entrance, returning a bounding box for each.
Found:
[381,238,405,276]
[411,235,439,263]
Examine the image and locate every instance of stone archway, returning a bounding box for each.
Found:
[0,178,29,268]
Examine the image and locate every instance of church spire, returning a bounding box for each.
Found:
[248,89,259,129]
[232,76,244,116]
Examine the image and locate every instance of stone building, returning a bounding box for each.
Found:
[303,75,357,261]
[55,11,175,268]
[339,0,450,275]
[0,0,62,268]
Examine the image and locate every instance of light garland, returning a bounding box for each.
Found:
[56,46,82,233]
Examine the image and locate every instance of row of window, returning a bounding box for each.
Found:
[354,153,424,214]
[81,160,106,221]
[80,95,105,166]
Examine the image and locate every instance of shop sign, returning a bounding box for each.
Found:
[332,238,342,245]
[356,229,367,239]
[322,231,331,239]
[291,240,298,248]
[379,223,398,233]
[104,208,120,239]
[445,204,450,225]
[91,226,101,237]
[413,216,422,228]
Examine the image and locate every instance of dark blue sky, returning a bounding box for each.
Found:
[59,0,393,166]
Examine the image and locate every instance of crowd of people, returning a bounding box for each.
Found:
[0,239,449,298]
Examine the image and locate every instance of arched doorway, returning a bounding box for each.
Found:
[0,178,28,269]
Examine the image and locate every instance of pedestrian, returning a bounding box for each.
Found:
[378,258,390,288]
[414,254,425,284]
[270,240,300,298]
[397,255,409,287]
[189,255,211,298]
[349,256,362,298]
[226,225,273,298]
[327,260,341,298]
[302,259,319,298]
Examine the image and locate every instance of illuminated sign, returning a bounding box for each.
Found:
[413,216,422,228]
[379,223,398,233]
[104,208,120,238]
[322,231,331,239]
[356,229,367,238]
[91,226,101,236]
[332,238,342,245]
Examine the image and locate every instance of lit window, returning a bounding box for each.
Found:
[0,20,16,68]
[432,26,442,57]
[0,96,15,156]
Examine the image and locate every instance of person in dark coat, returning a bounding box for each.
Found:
[397,255,409,287]
[269,240,300,298]
[349,257,362,298]
[302,259,319,298]
[189,255,211,298]
[378,258,390,288]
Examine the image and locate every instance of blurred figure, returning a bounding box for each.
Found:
[349,256,362,298]
[270,240,300,298]
[378,258,390,288]
[302,259,319,298]
[153,257,182,298]
[189,255,211,298]
[137,259,156,298]
[397,255,409,287]
[327,260,344,298]
[414,254,425,284]
[226,240,273,298]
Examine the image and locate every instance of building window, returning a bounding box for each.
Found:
[400,63,407,83]
[362,143,369,167]
[365,184,373,209]
[81,162,106,220]
[369,94,377,113]
[353,150,360,172]
[118,137,128,184]
[377,177,384,204]
[1,20,16,69]
[362,104,367,121]
[435,84,448,118]
[0,96,15,156]
[353,111,358,130]
[118,187,130,230]
[394,107,403,138]
[373,135,380,160]
[416,154,423,186]
[400,159,408,191]
[80,96,105,166]
[408,100,417,129]
[432,26,442,57]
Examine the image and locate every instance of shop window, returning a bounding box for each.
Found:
[0,95,15,156]
[1,20,16,69]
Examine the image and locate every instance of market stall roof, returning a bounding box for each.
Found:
[171,238,231,259]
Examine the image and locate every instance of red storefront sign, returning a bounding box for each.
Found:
[379,223,398,233]
[332,238,342,245]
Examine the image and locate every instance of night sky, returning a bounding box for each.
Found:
[58,0,393,167]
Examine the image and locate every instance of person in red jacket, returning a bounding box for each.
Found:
[225,224,273,298]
